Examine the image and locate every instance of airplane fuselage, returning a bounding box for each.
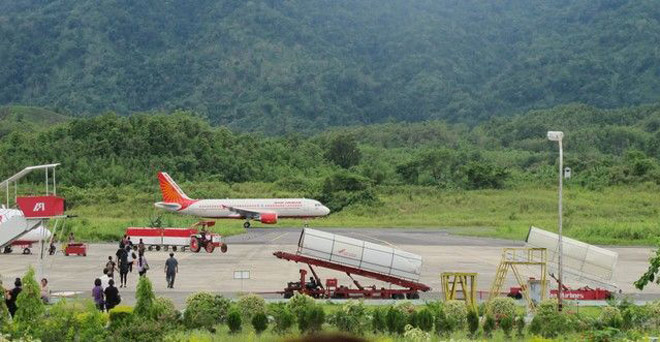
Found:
[157,198,330,219]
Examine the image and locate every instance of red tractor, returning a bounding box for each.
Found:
[188,221,227,253]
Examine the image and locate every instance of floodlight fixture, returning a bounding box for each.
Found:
[547,131,564,141]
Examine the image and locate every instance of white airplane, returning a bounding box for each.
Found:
[0,208,52,254]
[154,172,331,228]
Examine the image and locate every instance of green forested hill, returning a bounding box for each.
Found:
[1,1,659,133]
[1,104,659,243]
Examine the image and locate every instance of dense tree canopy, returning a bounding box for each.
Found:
[1,1,659,133]
[1,104,658,194]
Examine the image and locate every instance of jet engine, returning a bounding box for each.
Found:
[259,213,278,224]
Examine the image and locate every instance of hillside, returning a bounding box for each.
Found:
[0,103,658,244]
[0,105,69,137]
[1,1,659,133]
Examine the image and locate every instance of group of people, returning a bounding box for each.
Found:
[91,236,179,311]
[3,277,50,318]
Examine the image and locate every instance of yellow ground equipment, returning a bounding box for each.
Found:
[489,248,547,309]
[441,272,478,311]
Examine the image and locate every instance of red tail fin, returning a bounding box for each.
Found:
[158,172,193,204]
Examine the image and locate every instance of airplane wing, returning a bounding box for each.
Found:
[222,205,273,219]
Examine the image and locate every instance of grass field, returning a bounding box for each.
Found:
[55,182,660,246]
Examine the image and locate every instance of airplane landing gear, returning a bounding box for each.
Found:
[303,219,309,228]
[3,246,12,254]
[243,221,251,229]
[22,248,31,255]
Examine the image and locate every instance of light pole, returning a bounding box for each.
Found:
[547,130,564,311]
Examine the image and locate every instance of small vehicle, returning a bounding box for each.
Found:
[126,221,227,254]
[64,243,87,256]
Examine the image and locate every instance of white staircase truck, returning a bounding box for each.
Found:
[0,164,65,253]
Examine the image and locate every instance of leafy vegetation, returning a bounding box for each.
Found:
[3,271,660,342]
[0,105,659,244]
[2,2,660,133]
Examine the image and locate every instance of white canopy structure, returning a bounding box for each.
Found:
[1,163,60,207]
[526,226,618,289]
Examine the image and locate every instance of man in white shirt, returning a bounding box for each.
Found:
[99,268,111,289]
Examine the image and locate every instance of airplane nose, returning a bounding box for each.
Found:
[322,206,330,215]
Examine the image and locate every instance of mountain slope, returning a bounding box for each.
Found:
[1,0,659,132]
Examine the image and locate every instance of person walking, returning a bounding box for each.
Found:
[5,278,22,317]
[105,256,118,279]
[40,278,51,304]
[100,268,111,289]
[128,250,136,273]
[92,278,104,311]
[138,239,145,255]
[104,279,121,311]
[137,252,149,277]
[117,247,129,288]
[164,253,178,288]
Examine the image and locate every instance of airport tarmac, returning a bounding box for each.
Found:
[1,228,657,307]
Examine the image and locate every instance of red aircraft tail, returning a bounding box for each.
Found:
[157,172,194,206]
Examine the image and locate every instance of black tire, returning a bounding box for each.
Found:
[148,245,153,251]
[172,246,177,252]
[23,248,31,255]
[3,246,12,254]
[155,245,161,251]
[220,243,228,253]
[283,292,293,299]
[243,221,251,229]
[190,237,201,253]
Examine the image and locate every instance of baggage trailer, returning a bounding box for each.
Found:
[274,228,430,299]
[64,243,87,256]
[274,251,430,299]
[126,221,227,253]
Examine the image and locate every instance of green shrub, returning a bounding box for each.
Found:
[434,306,451,336]
[386,306,407,335]
[330,300,369,336]
[227,309,242,334]
[486,297,516,322]
[403,324,431,342]
[236,293,266,321]
[483,314,496,337]
[76,309,108,341]
[298,305,325,334]
[152,297,180,326]
[371,307,387,334]
[467,309,479,337]
[110,318,167,342]
[162,330,215,342]
[286,293,315,321]
[0,276,9,329]
[108,305,134,329]
[183,292,229,330]
[500,314,513,337]
[271,304,295,335]
[134,276,155,318]
[415,308,434,332]
[528,300,572,338]
[599,306,623,328]
[444,300,467,330]
[211,295,231,322]
[515,314,525,337]
[15,267,45,337]
[395,301,416,315]
[38,300,92,342]
[251,312,268,334]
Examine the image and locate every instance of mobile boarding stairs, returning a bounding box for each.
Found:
[0,164,66,253]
